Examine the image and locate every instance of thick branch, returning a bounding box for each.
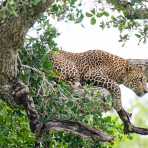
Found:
[44,120,113,141]
[128,59,148,65]
[29,0,54,17]
[122,6,148,19]
[19,0,54,29]
[129,8,148,19]
[129,125,148,135]
[107,0,148,19]
[0,0,55,51]
[28,0,148,20]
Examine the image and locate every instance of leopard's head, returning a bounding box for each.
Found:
[123,65,148,96]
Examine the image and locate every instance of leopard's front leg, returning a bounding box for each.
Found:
[83,69,132,133]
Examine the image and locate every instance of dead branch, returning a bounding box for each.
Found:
[117,108,148,135]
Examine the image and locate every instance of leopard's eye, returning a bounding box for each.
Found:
[139,77,143,82]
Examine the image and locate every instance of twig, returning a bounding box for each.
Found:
[21,64,55,93]
[21,64,44,75]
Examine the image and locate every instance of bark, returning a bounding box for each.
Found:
[0,17,26,85]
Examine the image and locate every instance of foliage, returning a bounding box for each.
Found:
[0,0,147,43]
[0,100,35,147]
[0,0,148,147]
[47,0,148,44]
[0,0,43,19]
[85,1,147,44]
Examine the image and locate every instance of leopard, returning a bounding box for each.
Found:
[49,49,148,133]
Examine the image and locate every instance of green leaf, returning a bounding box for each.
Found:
[135,34,141,38]
[90,8,96,14]
[32,0,41,6]
[102,11,109,17]
[90,17,96,25]
[86,12,93,17]
[96,12,102,17]
[96,11,109,18]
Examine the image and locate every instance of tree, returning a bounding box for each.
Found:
[0,0,148,147]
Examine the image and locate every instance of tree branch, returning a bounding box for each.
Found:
[11,80,114,146]
[117,109,148,135]
[44,120,114,141]
[19,0,54,29]
[0,0,55,47]
[29,0,54,17]
[128,59,148,65]
[11,78,148,147]
[124,7,148,19]
[129,8,148,19]
[107,0,148,19]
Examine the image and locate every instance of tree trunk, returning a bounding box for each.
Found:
[0,50,17,85]
[0,17,26,85]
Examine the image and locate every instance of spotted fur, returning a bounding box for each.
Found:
[50,50,148,112]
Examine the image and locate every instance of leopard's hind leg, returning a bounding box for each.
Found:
[53,58,81,88]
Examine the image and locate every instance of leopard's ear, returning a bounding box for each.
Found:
[127,64,134,72]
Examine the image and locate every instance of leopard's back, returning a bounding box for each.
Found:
[55,50,127,81]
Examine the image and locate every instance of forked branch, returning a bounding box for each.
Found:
[117,109,148,135]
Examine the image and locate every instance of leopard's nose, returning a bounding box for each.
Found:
[137,92,143,97]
